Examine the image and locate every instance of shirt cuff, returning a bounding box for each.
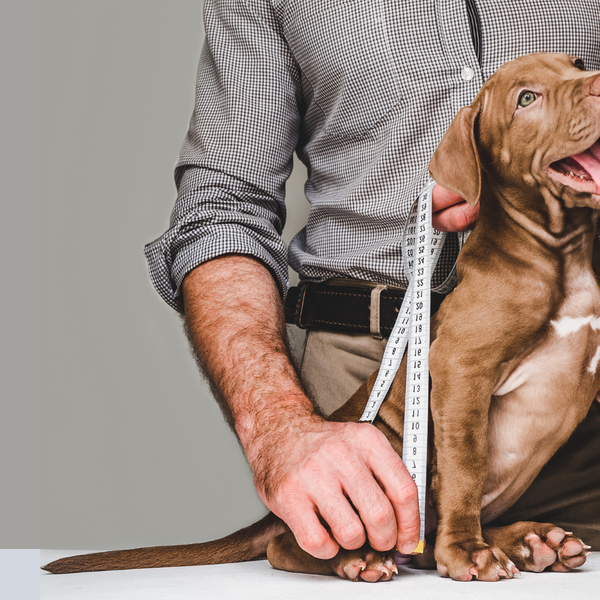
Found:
[144,220,289,313]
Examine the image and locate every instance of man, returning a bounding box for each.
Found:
[145,0,600,560]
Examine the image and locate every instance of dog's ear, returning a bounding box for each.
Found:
[429,105,481,207]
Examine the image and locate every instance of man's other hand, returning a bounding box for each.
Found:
[432,184,479,232]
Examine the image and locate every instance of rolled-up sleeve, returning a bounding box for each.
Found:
[144,0,302,312]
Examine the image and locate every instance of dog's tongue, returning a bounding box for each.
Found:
[571,141,600,186]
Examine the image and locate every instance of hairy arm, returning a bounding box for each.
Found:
[181,255,422,558]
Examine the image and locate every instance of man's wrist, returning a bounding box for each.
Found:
[234,389,319,460]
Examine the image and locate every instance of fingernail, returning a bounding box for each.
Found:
[400,541,418,554]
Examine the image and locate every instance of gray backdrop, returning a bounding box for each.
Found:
[37,0,309,549]
[2,1,41,550]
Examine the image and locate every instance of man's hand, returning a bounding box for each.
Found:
[249,415,421,559]
[182,255,420,560]
[432,184,479,232]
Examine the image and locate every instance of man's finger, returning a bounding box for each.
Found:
[279,498,341,560]
[339,470,398,552]
[432,202,479,232]
[315,490,368,550]
[363,428,421,553]
[432,184,464,212]
[432,183,479,232]
[383,467,421,554]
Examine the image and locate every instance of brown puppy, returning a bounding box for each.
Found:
[44,53,600,582]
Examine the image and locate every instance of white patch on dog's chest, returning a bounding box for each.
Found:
[551,313,600,375]
[588,345,600,374]
[551,314,600,336]
[550,310,600,374]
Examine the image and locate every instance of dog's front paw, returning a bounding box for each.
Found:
[331,546,398,582]
[483,522,591,572]
[435,540,519,581]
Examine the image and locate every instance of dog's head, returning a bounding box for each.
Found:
[430,53,600,214]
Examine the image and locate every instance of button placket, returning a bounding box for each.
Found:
[436,0,483,110]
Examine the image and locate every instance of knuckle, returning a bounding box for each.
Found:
[270,477,297,502]
[398,481,419,505]
[336,522,366,548]
[301,458,325,480]
[386,471,419,508]
[323,441,349,463]
[358,423,387,446]
[456,204,478,230]
[299,530,332,557]
[452,210,469,231]
[268,480,311,515]
[402,515,421,534]
[368,503,395,528]
[385,456,411,480]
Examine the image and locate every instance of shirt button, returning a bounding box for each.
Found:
[461,66,475,81]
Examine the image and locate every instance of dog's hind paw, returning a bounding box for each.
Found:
[435,541,519,581]
[332,547,398,582]
[483,522,590,573]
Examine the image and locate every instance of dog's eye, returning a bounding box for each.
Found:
[518,91,537,108]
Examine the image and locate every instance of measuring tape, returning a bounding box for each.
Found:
[359,180,465,553]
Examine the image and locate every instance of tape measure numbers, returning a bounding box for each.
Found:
[359,181,463,553]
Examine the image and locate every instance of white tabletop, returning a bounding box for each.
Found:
[41,549,599,600]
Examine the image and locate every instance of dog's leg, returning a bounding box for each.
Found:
[482,522,590,572]
[428,348,519,580]
[267,528,398,581]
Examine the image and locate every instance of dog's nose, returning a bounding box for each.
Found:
[589,73,600,97]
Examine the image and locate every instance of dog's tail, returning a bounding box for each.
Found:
[42,512,285,574]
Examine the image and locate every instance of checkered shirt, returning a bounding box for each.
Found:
[144,0,600,313]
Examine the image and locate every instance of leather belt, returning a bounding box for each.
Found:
[284,279,448,338]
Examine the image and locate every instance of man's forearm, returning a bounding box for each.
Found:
[181,254,315,471]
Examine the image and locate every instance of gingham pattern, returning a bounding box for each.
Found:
[144,0,600,313]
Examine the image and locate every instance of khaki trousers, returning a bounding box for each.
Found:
[299,329,600,546]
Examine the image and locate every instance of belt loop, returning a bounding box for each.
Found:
[295,283,310,329]
[369,284,388,339]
